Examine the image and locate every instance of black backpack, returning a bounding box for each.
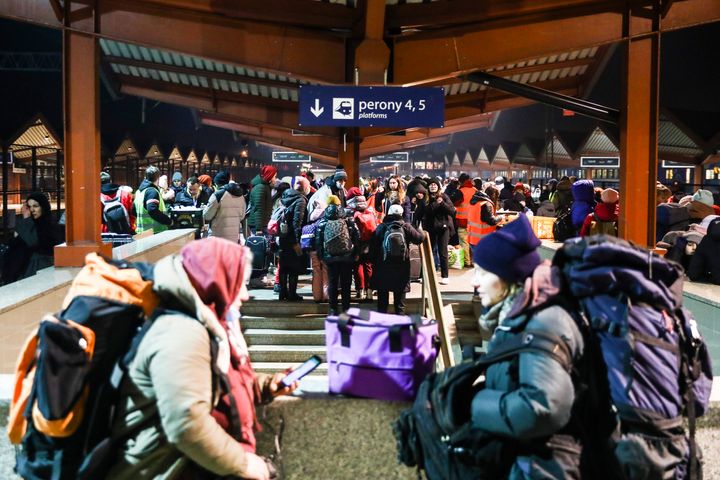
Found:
[101,191,132,234]
[383,221,407,261]
[394,327,575,479]
[553,207,576,241]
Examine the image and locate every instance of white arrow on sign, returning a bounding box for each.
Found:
[310,99,324,117]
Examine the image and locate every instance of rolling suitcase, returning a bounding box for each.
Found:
[409,243,422,282]
[246,235,270,273]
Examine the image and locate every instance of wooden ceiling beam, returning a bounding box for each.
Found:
[0,0,347,83]
[360,120,491,151]
[354,0,390,84]
[105,56,306,90]
[361,136,450,158]
[132,0,358,32]
[393,0,720,85]
[387,0,622,31]
[444,86,580,120]
[445,77,580,107]
[199,115,340,153]
[198,111,338,138]
[118,74,297,111]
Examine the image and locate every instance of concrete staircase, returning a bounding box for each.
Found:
[242,298,482,377]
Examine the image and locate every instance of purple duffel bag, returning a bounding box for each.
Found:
[325,308,438,402]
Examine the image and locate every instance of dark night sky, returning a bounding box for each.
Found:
[0,16,718,158]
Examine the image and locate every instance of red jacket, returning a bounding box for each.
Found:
[580,201,618,237]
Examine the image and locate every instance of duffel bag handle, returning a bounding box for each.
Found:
[337,313,355,347]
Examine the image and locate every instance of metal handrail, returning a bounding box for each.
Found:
[419,234,459,370]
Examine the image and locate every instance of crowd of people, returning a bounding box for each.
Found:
[4,164,719,480]
[3,164,720,290]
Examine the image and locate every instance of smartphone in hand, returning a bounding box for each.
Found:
[281,355,322,387]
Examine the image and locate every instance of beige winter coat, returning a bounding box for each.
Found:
[203,183,246,243]
[107,255,265,480]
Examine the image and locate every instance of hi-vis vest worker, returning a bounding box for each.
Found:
[467,200,497,246]
[134,186,168,234]
[456,184,475,228]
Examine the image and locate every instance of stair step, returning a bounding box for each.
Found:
[252,362,328,377]
[241,315,478,331]
[245,329,326,346]
[248,345,326,363]
[241,300,474,316]
[241,315,327,330]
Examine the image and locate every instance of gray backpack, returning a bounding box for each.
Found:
[383,222,407,261]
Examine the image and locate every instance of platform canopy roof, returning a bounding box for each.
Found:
[7,114,62,159]
[1,0,718,165]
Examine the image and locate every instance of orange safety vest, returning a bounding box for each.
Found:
[455,186,475,223]
[467,200,496,246]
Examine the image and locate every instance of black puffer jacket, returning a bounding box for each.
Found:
[369,215,425,292]
[688,218,720,285]
[422,192,456,234]
[279,188,307,246]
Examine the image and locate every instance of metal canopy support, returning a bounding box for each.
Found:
[339,129,360,188]
[618,3,661,247]
[55,29,111,266]
[467,71,619,124]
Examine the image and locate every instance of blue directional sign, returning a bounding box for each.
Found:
[580,156,620,168]
[272,151,311,163]
[370,152,409,163]
[299,86,445,128]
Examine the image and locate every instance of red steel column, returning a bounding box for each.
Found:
[618,4,661,247]
[55,30,111,266]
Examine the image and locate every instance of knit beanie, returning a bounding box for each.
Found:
[346,187,363,201]
[214,170,230,187]
[100,171,111,184]
[600,188,619,204]
[261,165,278,182]
[693,189,714,207]
[333,165,348,182]
[327,194,341,206]
[472,213,541,284]
[198,175,212,188]
[292,176,310,194]
[388,204,404,216]
[494,176,505,186]
[427,178,442,191]
[172,171,183,182]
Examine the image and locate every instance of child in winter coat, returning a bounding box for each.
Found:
[345,187,377,301]
[580,188,619,237]
[315,195,361,315]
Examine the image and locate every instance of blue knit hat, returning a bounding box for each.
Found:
[172,171,183,182]
[472,213,541,284]
[214,170,230,186]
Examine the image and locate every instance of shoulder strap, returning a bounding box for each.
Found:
[475,329,573,373]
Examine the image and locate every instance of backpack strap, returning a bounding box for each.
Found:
[475,329,573,373]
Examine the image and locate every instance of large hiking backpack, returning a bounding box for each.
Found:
[383,221,407,261]
[101,191,132,234]
[323,218,353,256]
[588,213,618,236]
[553,207,577,241]
[8,253,158,480]
[395,235,713,480]
[553,235,712,479]
[354,209,377,242]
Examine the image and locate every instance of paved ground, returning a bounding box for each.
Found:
[2,401,720,479]
[3,266,720,477]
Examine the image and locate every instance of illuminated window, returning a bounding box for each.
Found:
[666,170,674,180]
[706,169,714,180]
